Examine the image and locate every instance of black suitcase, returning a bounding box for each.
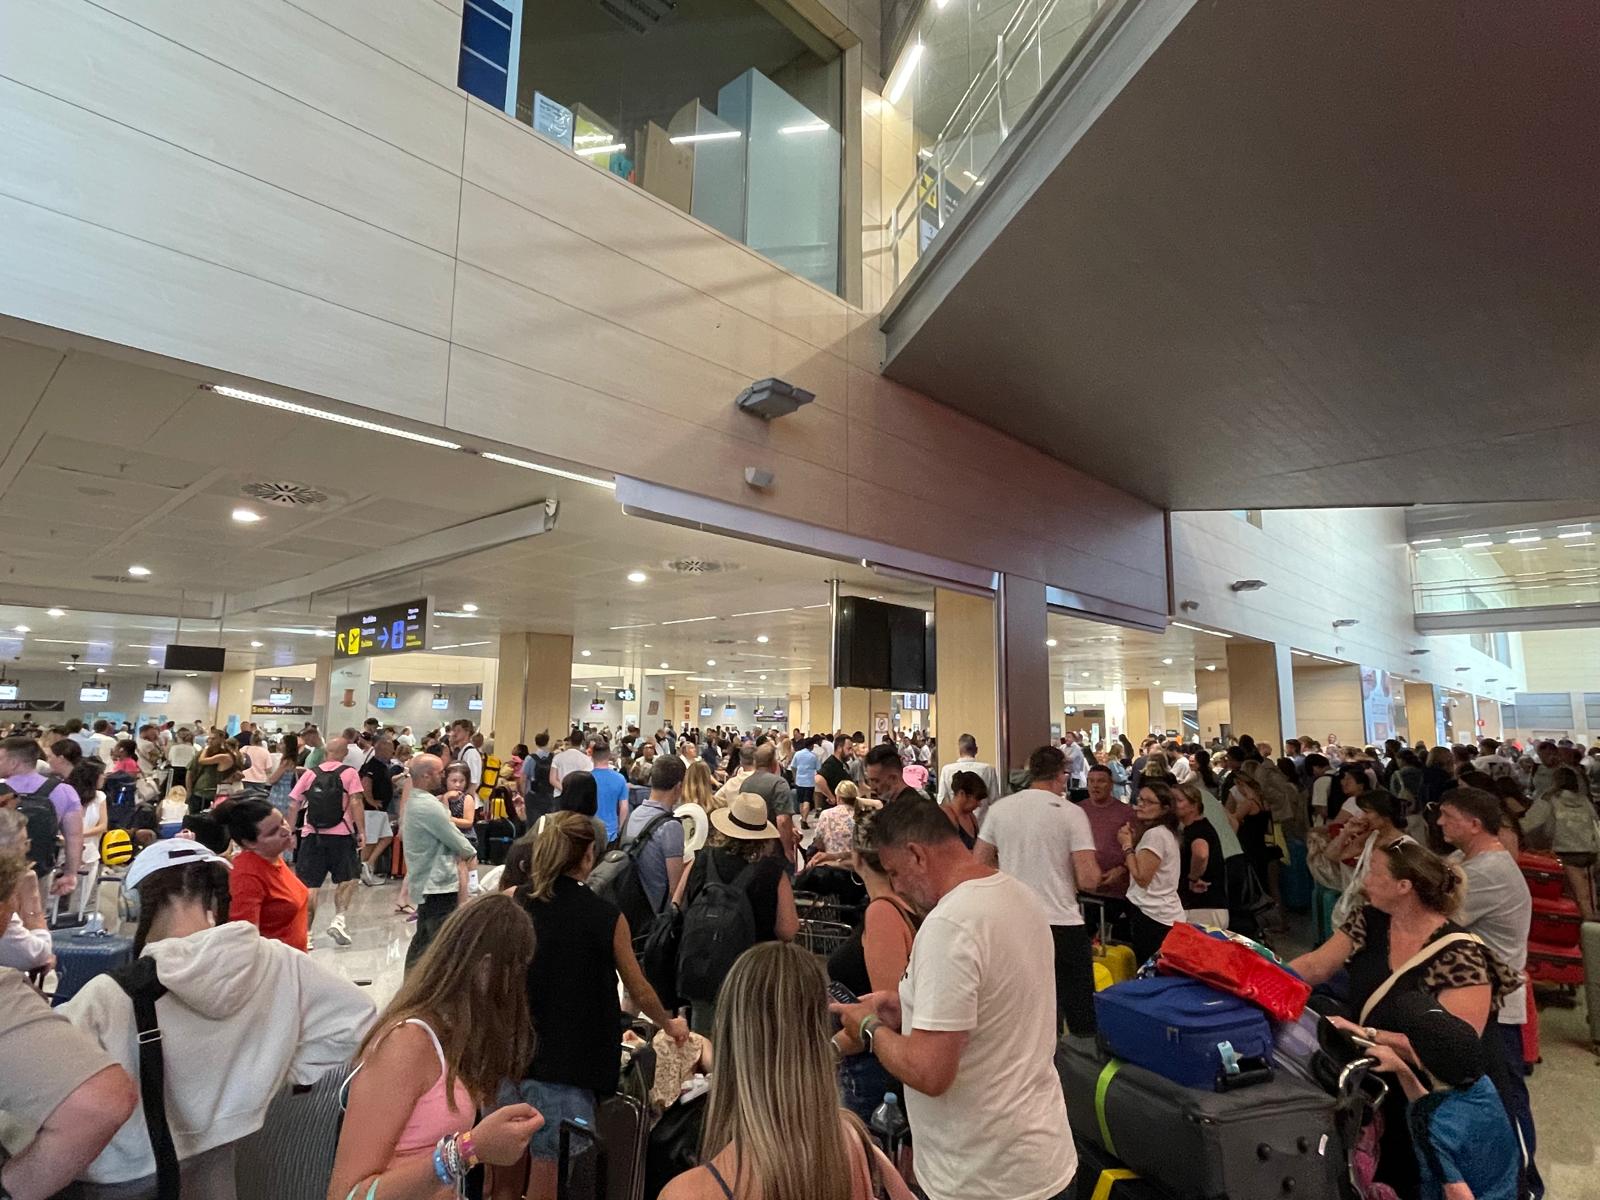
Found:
[50,925,135,1006]
[1058,1037,1343,1200]
[557,1095,648,1200]
[1074,1137,1176,1199]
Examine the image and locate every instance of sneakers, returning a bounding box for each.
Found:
[327,915,352,946]
[360,863,378,887]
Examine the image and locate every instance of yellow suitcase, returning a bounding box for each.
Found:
[1093,942,1137,986]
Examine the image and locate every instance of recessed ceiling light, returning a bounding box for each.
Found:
[1161,657,1173,665]
[147,658,158,665]
[580,649,592,657]
[95,667,105,674]
[759,674,767,680]
[1045,638,1058,647]
[231,507,263,523]
[627,571,648,584]
[249,640,263,648]
[1204,664,1217,671]
[659,662,670,669]
[706,659,717,666]
[461,602,479,612]
[756,634,769,644]
[1081,671,1090,677]
[185,672,197,677]
[1152,680,1162,686]
[12,625,28,634]
[46,608,65,618]
[127,565,151,577]
[65,665,75,672]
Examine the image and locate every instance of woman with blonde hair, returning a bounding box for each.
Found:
[330,894,544,1200]
[661,942,914,1200]
[810,779,862,862]
[494,813,687,1200]
[683,758,717,812]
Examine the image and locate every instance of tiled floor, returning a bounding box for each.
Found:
[303,875,417,1011]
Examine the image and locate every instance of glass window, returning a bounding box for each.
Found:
[459,0,844,294]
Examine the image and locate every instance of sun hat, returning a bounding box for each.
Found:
[123,837,230,892]
[710,793,779,841]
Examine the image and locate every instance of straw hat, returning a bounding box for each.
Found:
[710,793,778,841]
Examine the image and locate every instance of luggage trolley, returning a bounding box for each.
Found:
[798,918,853,958]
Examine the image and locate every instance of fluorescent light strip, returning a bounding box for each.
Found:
[575,142,626,156]
[1312,656,1340,664]
[210,385,462,449]
[479,451,615,490]
[659,616,717,625]
[887,41,923,105]
[1518,546,1547,552]
[1170,622,1233,638]
[729,608,795,618]
[608,623,655,630]
[1461,540,1494,549]
[1508,536,1542,544]
[669,130,742,145]
[1409,538,1442,545]
[801,603,830,609]
[1290,650,1312,657]
[1558,530,1591,538]
[779,121,829,135]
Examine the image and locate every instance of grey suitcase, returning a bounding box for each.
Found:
[1583,920,1600,1051]
[235,1063,349,1200]
[1057,1036,1344,1200]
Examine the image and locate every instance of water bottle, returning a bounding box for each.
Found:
[868,1091,909,1157]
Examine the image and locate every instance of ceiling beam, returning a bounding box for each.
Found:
[221,499,559,616]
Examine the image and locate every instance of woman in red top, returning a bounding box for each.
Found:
[220,796,310,951]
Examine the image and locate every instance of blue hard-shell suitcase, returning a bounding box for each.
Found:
[1094,975,1273,1090]
[50,925,135,1005]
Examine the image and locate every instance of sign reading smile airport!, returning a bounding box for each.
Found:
[334,598,430,660]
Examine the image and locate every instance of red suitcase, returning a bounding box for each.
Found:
[1531,897,1582,948]
[1521,993,1541,1067]
[1518,853,1564,901]
[1526,940,1584,986]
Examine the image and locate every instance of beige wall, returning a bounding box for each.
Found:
[1291,663,1364,746]
[933,589,1000,767]
[1196,667,1230,742]
[494,633,573,748]
[1402,682,1441,745]
[1225,641,1295,749]
[0,0,1169,628]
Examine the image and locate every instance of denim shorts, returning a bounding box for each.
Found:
[496,1078,597,1160]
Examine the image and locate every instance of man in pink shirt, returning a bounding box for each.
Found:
[287,736,366,948]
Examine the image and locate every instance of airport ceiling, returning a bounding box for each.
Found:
[0,336,926,689]
[883,0,1600,510]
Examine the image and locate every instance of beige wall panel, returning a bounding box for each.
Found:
[279,0,463,87]
[1,81,455,339]
[462,104,850,354]
[1402,682,1441,745]
[1291,664,1364,746]
[0,197,449,423]
[444,347,851,530]
[1225,641,1294,748]
[495,633,573,746]
[934,590,999,765]
[456,184,847,416]
[1196,667,1231,741]
[90,0,466,167]
[0,0,463,253]
[810,685,835,732]
[449,264,849,473]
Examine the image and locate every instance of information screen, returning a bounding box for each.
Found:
[334,598,429,660]
[79,686,110,702]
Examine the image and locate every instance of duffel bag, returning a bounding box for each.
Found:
[1094,976,1273,1091]
[1057,1037,1343,1200]
[1156,922,1311,1022]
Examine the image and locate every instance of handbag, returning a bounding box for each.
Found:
[1156,921,1312,1021]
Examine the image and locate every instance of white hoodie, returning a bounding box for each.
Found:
[61,920,376,1190]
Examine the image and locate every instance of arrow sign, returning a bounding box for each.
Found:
[376,626,390,649]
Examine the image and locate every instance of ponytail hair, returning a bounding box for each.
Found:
[1382,838,1465,918]
[522,811,595,903]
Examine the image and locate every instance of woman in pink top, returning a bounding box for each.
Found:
[329,895,544,1199]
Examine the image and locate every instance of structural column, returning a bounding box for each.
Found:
[211,669,254,733]
[1224,641,1296,750]
[934,588,1001,770]
[999,575,1049,774]
[1402,681,1441,746]
[494,633,573,746]
[1196,667,1231,744]
[1475,695,1503,740]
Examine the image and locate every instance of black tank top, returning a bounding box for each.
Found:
[828,897,916,997]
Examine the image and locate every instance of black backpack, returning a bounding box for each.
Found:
[525,751,555,813]
[1,776,62,876]
[102,771,140,831]
[677,851,757,1002]
[303,766,348,831]
[588,811,677,935]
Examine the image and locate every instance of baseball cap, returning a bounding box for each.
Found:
[123,837,230,892]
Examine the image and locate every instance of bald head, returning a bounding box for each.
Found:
[325,736,349,761]
[410,753,444,790]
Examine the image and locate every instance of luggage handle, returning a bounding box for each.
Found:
[1215,1056,1273,1092]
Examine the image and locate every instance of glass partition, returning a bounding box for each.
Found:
[1411,536,1600,614]
[457,0,843,294]
[881,0,1106,288]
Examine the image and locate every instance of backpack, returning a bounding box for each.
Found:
[589,811,677,935]
[525,751,555,809]
[677,851,758,1002]
[1251,762,1307,839]
[1,777,62,876]
[303,766,349,831]
[102,771,140,831]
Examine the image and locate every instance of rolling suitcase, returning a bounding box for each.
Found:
[50,924,135,1005]
[1094,941,1138,986]
[1094,976,1273,1091]
[235,1063,350,1200]
[1517,853,1564,900]
[1058,1037,1343,1200]
[558,1096,648,1200]
[1526,940,1584,986]
[1530,897,1582,947]
[1074,1136,1176,1199]
[1583,920,1600,1051]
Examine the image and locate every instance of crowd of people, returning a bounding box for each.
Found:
[0,705,1589,1200]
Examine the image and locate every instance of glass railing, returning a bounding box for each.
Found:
[455,0,844,295]
[1411,537,1600,614]
[1414,572,1600,613]
[886,0,1103,288]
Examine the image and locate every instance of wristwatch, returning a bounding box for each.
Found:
[858,1014,881,1053]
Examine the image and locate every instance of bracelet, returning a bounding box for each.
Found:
[858,1014,881,1051]
[433,1140,453,1185]
[458,1129,479,1169]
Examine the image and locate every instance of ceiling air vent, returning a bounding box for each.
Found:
[598,0,676,34]
[91,573,148,584]
[240,480,329,508]
[662,558,734,575]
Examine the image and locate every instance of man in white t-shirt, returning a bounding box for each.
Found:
[832,796,1076,1200]
[446,719,482,789]
[1059,732,1087,791]
[934,733,1003,809]
[549,730,592,796]
[976,744,1102,1036]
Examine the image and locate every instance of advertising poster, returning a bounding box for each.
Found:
[1360,667,1396,743]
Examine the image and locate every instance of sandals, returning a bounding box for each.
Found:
[394,903,416,915]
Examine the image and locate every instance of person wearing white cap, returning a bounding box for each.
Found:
[57,839,375,1199]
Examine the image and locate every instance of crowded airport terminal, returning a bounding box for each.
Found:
[2,1,1598,1199]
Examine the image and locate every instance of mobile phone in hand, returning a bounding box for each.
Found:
[827,980,859,1007]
